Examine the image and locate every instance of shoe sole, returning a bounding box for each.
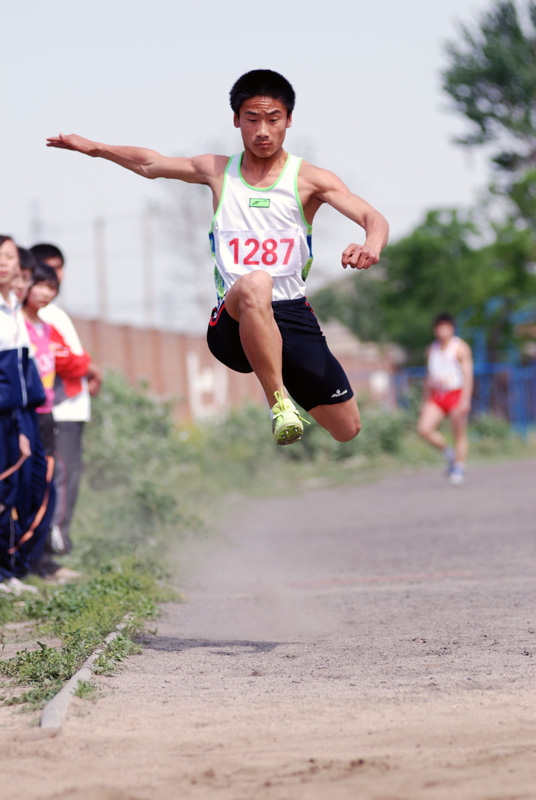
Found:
[275,425,303,446]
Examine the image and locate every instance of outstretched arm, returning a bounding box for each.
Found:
[46,133,224,185]
[300,164,389,270]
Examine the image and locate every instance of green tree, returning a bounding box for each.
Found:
[313,1,536,365]
[311,274,385,343]
[441,0,536,359]
[470,213,536,359]
[442,0,536,175]
[508,168,536,229]
[311,210,488,363]
[378,210,489,362]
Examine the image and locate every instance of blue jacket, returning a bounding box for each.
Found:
[0,346,46,412]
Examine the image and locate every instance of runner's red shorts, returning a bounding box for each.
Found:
[430,389,462,414]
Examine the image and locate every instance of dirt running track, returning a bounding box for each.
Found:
[1,459,535,800]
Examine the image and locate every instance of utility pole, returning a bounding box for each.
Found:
[29,200,43,242]
[142,204,156,329]
[94,217,109,321]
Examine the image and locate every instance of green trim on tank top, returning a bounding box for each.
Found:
[294,157,312,233]
[237,151,291,191]
[209,156,233,233]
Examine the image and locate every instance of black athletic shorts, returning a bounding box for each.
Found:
[206,297,354,412]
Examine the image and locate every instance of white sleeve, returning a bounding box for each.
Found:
[39,304,84,354]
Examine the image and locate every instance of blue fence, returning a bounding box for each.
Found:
[395,362,536,436]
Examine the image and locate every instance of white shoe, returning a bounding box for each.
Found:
[45,567,82,585]
[449,465,465,486]
[7,577,39,595]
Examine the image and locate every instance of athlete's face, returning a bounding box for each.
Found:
[434,321,455,344]
[234,97,292,158]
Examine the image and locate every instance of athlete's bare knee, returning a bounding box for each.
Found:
[417,421,429,438]
[309,398,361,442]
[232,272,273,312]
[226,272,274,320]
[332,417,361,442]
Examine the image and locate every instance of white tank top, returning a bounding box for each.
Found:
[427,336,464,391]
[209,152,313,302]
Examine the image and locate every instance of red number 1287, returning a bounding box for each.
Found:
[229,237,294,266]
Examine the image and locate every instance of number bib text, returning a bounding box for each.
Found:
[219,229,301,278]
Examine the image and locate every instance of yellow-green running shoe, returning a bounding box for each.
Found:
[271,390,304,446]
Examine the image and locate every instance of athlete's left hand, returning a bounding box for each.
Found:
[341,243,380,270]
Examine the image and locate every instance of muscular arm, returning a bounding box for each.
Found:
[299,163,389,269]
[46,133,227,187]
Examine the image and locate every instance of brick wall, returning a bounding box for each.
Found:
[72,317,399,422]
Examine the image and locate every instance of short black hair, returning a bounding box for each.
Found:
[28,262,60,294]
[17,247,38,272]
[30,242,65,266]
[230,69,295,116]
[433,312,455,327]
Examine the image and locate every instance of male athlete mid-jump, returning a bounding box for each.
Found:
[47,69,389,446]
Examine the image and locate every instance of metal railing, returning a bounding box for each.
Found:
[395,362,536,436]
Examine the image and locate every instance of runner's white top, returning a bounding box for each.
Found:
[209,153,313,302]
[427,336,464,391]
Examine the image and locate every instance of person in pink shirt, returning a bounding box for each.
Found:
[22,263,91,458]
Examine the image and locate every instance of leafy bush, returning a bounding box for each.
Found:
[357,409,406,457]
[78,372,197,556]
[471,412,511,441]
[74,372,531,570]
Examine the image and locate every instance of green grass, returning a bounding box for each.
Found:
[73,679,97,701]
[0,557,176,710]
[93,634,142,676]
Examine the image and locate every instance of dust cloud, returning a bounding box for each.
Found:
[173,521,339,643]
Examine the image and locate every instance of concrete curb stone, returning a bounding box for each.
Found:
[40,622,127,730]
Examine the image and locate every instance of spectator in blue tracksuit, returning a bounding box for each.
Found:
[0,235,55,594]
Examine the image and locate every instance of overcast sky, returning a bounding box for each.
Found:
[3,0,495,332]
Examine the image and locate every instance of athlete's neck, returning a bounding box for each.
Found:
[240,148,288,187]
[437,334,454,349]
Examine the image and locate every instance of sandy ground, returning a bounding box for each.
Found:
[1,458,535,800]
